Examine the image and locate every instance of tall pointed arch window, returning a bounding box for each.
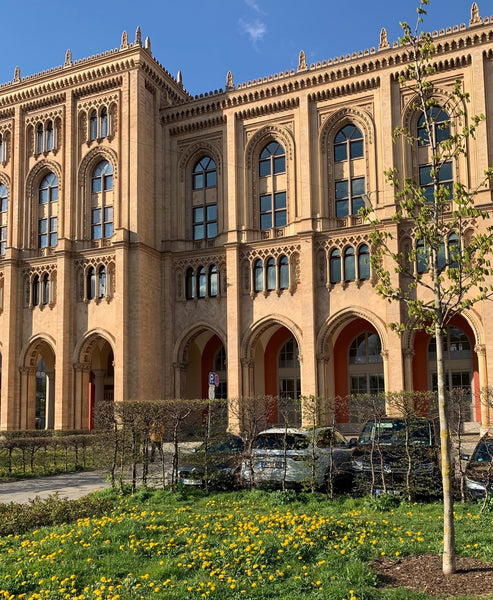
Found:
[192,156,217,241]
[45,121,54,152]
[330,249,341,283]
[197,266,206,298]
[209,265,219,297]
[358,244,370,280]
[32,275,40,306]
[333,124,365,219]
[259,141,287,230]
[100,108,108,139]
[98,265,107,298]
[185,267,195,299]
[87,267,96,300]
[279,255,289,290]
[91,160,114,240]
[266,257,276,291]
[254,259,263,292]
[89,110,98,141]
[0,183,7,256]
[42,273,50,305]
[38,173,58,249]
[344,247,355,281]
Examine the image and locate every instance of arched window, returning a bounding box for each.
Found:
[254,259,263,292]
[279,255,289,290]
[197,266,206,298]
[36,124,44,154]
[39,173,58,204]
[38,173,58,249]
[0,183,7,256]
[358,244,370,280]
[348,331,384,396]
[87,267,96,300]
[91,161,113,240]
[266,257,276,291]
[98,265,106,298]
[89,110,98,141]
[32,275,40,306]
[334,124,365,219]
[42,273,50,305]
[45,121,54,151]
[192,156,217,240]
[100,108,108,138]
[418,106,450,146]
[209,265,219,297]
[448,234,460,269]
[330,249,341,283]
[344,247,355,281]
[259,142,286,230]
[259,141,285,176]
[334,124,364,162]
[91,160,113,193]
[185,267,195,299]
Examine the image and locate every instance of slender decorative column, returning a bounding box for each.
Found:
[241,358,254,398]
[172,363,187,399]
[403,349,415,392]
[45,370,55,429]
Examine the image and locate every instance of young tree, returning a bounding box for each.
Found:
[364,0,493,574]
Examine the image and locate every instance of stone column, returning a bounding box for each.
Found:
[19,367,36,430]
[74,363,91,430]
[45,370,55,429]
[403,349,414,392]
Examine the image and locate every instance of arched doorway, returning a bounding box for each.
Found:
[76,334,114,430]
[332,318,384,423]
[21,338,56,430]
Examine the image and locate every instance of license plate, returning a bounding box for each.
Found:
[182,478,202,486]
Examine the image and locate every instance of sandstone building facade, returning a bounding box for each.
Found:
[1,6,493,432]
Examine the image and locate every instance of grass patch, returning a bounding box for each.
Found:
[0,490,491,599]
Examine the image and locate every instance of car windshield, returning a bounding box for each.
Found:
[359,420,432,446]
[254,433,310,451]
[471,441,493,462]
[197,437,243,453]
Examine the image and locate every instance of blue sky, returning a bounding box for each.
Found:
[2,1,489,96]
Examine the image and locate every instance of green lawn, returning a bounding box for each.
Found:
[0,489,492,600]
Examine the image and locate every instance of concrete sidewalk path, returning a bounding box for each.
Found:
[0,471,110,504]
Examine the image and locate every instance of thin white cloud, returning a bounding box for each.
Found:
[244,0,265,15]
[240,19,267,45]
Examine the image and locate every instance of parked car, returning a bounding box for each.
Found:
[178,434,244,488]
[240,427,355,490]
[462,435,493,498]
[351,417,441,498]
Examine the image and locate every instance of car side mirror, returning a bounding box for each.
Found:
[460,454,470,461]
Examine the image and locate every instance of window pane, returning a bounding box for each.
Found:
[207,204,217,220]
[104,206,113,222]
[352,177,365,196]
[194,224,204,240]
[334,144,347,162]
[193,207,204,224]
[50,186,58,202]
[352,196,365,215]
[92,178,102,193]
[259,160,271,177]
[39,189,48,204]
[39,219,47,234]
[104,175,113,191]
[336,200,349,218]
[330,251,341,283]
[344,249,355,281]
[419,166,433,186]
[206,171,217,187]
[350,139,363,159]
[335,180,348,199]
[209,267,218,297]
[104,222,113,238]
[207,223,217,238]
[275,210,287,227]
[273,156,285,174]
[267,260,276,290]
[260,195,272,212]
[440,161,453,182]
[193,173,204,189]
[260,213,272,229]
[274,192,286,209]
[254,261,263,292]
[358,246,370,279]
[279,257,289,289]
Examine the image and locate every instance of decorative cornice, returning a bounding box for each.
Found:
[169,115,226,135]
